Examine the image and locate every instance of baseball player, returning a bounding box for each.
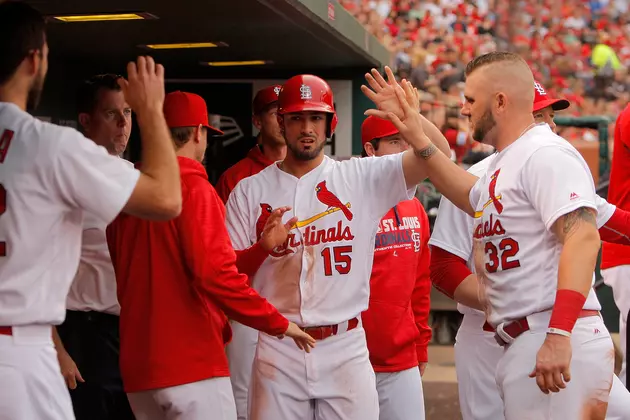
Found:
[360,115,432,420]
[366,53,614,419]
[0,3,182,419]
[106,91,315,420]
[601,103,630,388]
[429,80,630,420]
[52,74,135,420]
[216,85,285,204]
[225,74,451,420]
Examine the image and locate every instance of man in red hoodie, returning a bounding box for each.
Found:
[106,91,315,420]
[360,115,432,420]
[215,84,286,203]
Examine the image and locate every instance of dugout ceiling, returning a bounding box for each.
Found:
[25,0,391,79]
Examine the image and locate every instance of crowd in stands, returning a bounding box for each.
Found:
[342,0,630,165]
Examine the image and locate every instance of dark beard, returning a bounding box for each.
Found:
[26,71,45,111]
[287,140,326,161]
[472,107,496,143]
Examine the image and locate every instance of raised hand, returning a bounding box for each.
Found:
[373,78,432,152]
[117,56,165,114]
[260,206,298,252]
[282,322,316,352]
[361,66,405,120]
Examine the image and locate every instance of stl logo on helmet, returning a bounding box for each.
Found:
[300,84,312,100]
[534,82,546,96]
[274,86,281,97]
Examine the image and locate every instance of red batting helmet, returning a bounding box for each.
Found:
[253,85,282,115]
[277,74,338,137]
[361,116,399,145]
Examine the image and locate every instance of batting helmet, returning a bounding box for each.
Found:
[277,74,338,137]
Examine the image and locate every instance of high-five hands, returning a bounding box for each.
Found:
[362,67,432,151]
[117,56,165,114]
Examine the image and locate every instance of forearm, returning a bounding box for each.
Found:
[402,147,477,215]
[453,274,485,311]
[234,242,269,279]
[136,108,182,206]
[420,114,451,157]
[557,232,601,296]
[52,326,66,352]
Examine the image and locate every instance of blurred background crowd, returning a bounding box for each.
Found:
[341,0,628,165]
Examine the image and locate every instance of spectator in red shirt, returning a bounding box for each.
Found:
[107,91,315,419]
[360,116,432,420]
[215,85,286,203]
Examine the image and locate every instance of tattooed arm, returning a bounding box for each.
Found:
[552,207,601,296]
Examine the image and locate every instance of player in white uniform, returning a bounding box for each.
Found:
[0,3,182,419]
[429,81,630,420]
[365,52,614,419]
[225,73,450,420]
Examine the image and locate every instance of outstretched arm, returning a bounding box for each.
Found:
[362,69,478,215]
[361,68,477,205]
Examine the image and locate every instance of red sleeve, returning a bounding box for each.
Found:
[176,181,289,336]
[214,172,234,204]
[430,246,472,299]
[413,207,432,364]
[234,242,269,280]
[600,207,630,246]
[617,109,630,149]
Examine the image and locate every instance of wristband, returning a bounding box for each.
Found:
[547,327,571,338]
[548,289,586,334]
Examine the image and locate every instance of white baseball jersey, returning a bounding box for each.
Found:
[465,124,601,327]
[429,151,614,318]
[0,102,140,326]
[226,154,413,326]
[66,159,135,316]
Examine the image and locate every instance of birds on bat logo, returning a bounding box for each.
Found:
[315,180,353,221]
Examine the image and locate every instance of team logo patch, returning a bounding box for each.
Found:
[315,181,353,221]
[274,86,281,97]
[300,84,312,100]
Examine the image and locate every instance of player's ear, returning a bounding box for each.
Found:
[363,142,375,157]
[194,124,203,144]
[496,92,506,112]
[252,114,263,131]
[78,113,90,132]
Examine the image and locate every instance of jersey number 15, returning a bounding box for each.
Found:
[321,245,352,276]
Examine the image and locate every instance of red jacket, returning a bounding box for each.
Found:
[362,198,432,373]
[215,146,274,203]
[602,104,630,269]
[107,156,289,393]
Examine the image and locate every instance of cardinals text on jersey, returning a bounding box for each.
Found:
[226,154,414,326]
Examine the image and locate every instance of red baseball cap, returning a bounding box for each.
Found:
[253,85,282,115]
[164,91,223,135]
[533,81,570,112]
[361,115,399,145]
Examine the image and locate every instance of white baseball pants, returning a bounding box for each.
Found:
[496,312,614,420]
[226,320,258,420]
[126,376,237,420]
[0,325,74,420]
[456,311,630,420]
[602,265,630,387]
[455,313,505,420]
[248,325,379,420]
[375,367,425,420]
